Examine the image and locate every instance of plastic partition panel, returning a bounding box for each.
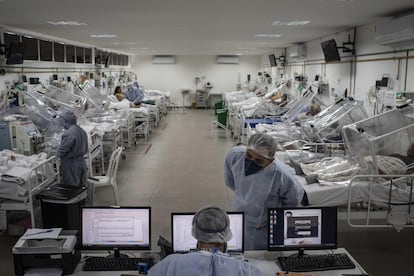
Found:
[342,107,414,173]
[301,99,368,142]
[75,82,109,111]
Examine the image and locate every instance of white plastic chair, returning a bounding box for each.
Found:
[87,147,123,205]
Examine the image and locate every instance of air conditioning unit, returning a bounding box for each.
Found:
[375,14,414,45]
[216,55,239,64]
[288,44,307,59]
[152,55,176,64]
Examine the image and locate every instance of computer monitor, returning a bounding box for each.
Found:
[171,212,244,254]
[267,207,337,256]
[81,206,151,258]
[321,39,341,62]
[6,41,25,65]
[269,54,277,67]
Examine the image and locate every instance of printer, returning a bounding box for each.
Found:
[13,230,80,275]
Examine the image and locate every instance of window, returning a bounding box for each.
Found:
[22,36,39,60]
[95,49,102,64]
[112,53,118,65]
[54,43,65,62]
[76,46,84,63]
[39,40,52,61]
[4,33,20,50]
[85,48,92,64]
[66,45,75,63]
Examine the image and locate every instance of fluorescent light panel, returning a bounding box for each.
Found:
[272,20,310,26]
[90,34,117,38]
[255,34,282,38]
[47,21,87,26]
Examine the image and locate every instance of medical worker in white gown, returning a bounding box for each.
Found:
[225,133,304,250]
[148,206,261,276]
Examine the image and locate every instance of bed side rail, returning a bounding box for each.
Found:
[347,174,414,231]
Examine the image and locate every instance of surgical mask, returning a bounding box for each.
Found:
[244,158,262,176]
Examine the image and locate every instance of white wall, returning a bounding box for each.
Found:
[130,55,261,106]
[270,22,414,115]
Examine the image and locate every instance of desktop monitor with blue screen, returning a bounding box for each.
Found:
[171,212,244,254]
[267,207,337,256]
[81,206,151,258]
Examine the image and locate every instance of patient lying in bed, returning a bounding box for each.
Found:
[290,143,414,186]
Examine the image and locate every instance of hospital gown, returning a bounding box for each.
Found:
[224,146,304,250]
[148,251,262,276]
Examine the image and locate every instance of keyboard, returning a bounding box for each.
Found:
[277,253,356,272]
[83,256,154,271]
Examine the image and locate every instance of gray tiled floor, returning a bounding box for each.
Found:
[1,109,414,275]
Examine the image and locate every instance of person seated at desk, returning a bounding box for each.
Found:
[148,206,262,276]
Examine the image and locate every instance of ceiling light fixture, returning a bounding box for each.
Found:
[272,20,310,26]
[255,34,282,38]
[47,21,87,26]
[90,34,117,38]
[237,47,256,50]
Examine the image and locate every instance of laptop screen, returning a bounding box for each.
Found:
[171,212,244,253]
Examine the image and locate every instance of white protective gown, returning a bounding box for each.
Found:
[224,146,304,250]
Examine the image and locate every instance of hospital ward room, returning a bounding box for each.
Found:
[1,1,414,276]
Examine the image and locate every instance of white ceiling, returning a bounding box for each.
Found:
[0,0,413,56]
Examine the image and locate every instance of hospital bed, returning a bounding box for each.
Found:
[0,151,60,227]
[251,96,367,146]
[80,118,122,174]
[281,106,414,230]
[302,97,368,143]
[225,85,294,141]
[143,89,170,121]
[27,85,87,115]
[244,84,319,144]
[74,82,110,112]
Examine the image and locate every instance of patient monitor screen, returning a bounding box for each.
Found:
[82,207,151,250]
[171,212,244,253]
[268,207,337,251]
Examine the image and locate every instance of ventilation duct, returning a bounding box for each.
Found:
[288,44,307,59]
[375,14,414,45]
[216,55,239,64]
[152,55,176,64]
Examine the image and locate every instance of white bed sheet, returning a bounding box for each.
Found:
[301,175,413,207]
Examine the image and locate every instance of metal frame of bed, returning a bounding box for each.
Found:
[0,156,60,228]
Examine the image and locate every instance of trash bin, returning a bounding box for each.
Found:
[217,109,228,126]
[38,185,88,231]
[214,100,224,115]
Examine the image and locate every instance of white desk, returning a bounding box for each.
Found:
[72,248,367,276]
